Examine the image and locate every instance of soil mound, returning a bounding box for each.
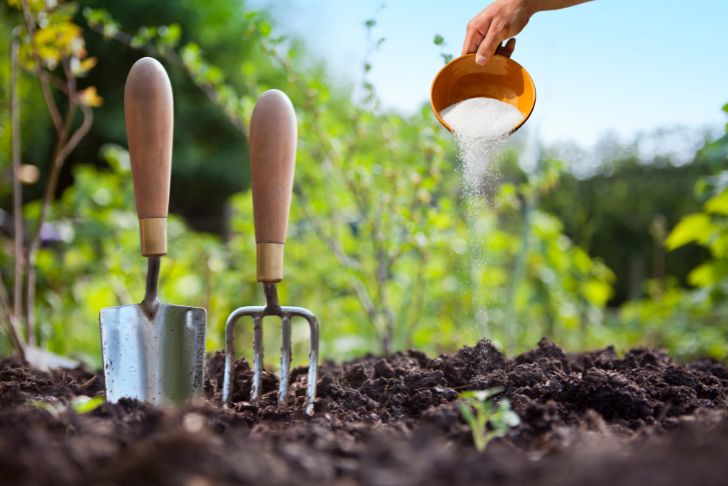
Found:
[1,338,727,485]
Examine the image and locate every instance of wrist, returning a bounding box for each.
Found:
[520,0,540,17]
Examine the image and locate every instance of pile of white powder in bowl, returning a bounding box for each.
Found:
[441,97,523,195]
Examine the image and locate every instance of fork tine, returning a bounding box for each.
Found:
[223,311,237,404]
[251,315,264,401]
[303,313,319,416]
[223,307,254,404]
[278,315,292,408]
[224,302,319,414]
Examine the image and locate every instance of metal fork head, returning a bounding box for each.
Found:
[222,282,319,416]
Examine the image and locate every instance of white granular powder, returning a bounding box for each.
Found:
[442,97,523,196]
[442,97,524,339]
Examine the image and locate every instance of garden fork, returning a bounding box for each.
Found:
[222,89,319,415]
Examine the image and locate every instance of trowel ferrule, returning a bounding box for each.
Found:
[139,217,167,256]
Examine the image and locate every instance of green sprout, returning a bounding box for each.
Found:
[31,396,105,416]
[457,387,520,451]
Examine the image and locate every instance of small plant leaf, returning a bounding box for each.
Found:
[457,388,518,452]
[30,399,64,415]
[79,86,103,107]
[71,396,105,414]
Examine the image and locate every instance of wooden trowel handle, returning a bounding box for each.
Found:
[124,57,173,257]
[249,89,297,282]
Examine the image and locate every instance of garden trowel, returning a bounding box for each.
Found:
[99,57,206,405]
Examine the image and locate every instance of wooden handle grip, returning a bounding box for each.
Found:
[249,89,297,281]
[124,57,173,256]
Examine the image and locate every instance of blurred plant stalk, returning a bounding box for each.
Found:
[0,32,26,357]
[1,0,98,357]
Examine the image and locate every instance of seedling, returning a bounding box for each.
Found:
[457,387,520,451]
[31,396,105,416]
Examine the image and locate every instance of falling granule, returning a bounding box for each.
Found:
[442,97,523,196]
[442,97,523,339]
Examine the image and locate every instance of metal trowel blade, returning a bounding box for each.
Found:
[99,303,206,404]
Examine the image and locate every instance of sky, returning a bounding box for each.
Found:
[251,0,728,147]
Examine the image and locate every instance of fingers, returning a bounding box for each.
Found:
[495,38,516,58]
[475,27,508,65]
[464,0,532,64]
[462,16,490,55]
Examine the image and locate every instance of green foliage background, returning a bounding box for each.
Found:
[1,0,727,368]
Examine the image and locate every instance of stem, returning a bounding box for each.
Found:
[503,194,534,354]
[10,34,25,346]
[0,274,26,358]
[403,250,428,348]
[24,106,92,343]
[20,0,63,132]
[374,243,394,355]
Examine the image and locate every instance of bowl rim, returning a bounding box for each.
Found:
[430,53,537,133]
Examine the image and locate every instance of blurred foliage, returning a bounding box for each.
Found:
[1,0,727,367]
[541,136,717,305]
[595,113,728,360]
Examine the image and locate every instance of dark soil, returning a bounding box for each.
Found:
[1,338,728,485]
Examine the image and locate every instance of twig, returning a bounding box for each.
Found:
[10,33,25,346]
[0,273,26,359]
[403,250,428,348]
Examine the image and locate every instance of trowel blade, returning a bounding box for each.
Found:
[99,302,206,405]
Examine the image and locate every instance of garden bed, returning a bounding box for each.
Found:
[1,338,727,485]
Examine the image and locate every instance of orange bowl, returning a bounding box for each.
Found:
[430,53,536,133]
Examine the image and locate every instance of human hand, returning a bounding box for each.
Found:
[462,0,533,65]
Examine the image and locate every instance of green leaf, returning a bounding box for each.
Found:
[258,20,272,37]
[433,34,445,46]
[688,262,717,287]
[71,396,105,414]
[364,19,376,28]
[502,409,520,427]
[665,213,712,250]
[583,279,612,306]
[158,23,182,47]
[30,399,64,415]
[706,189,728,216]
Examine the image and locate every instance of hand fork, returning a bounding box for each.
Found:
[222,89,319,415]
